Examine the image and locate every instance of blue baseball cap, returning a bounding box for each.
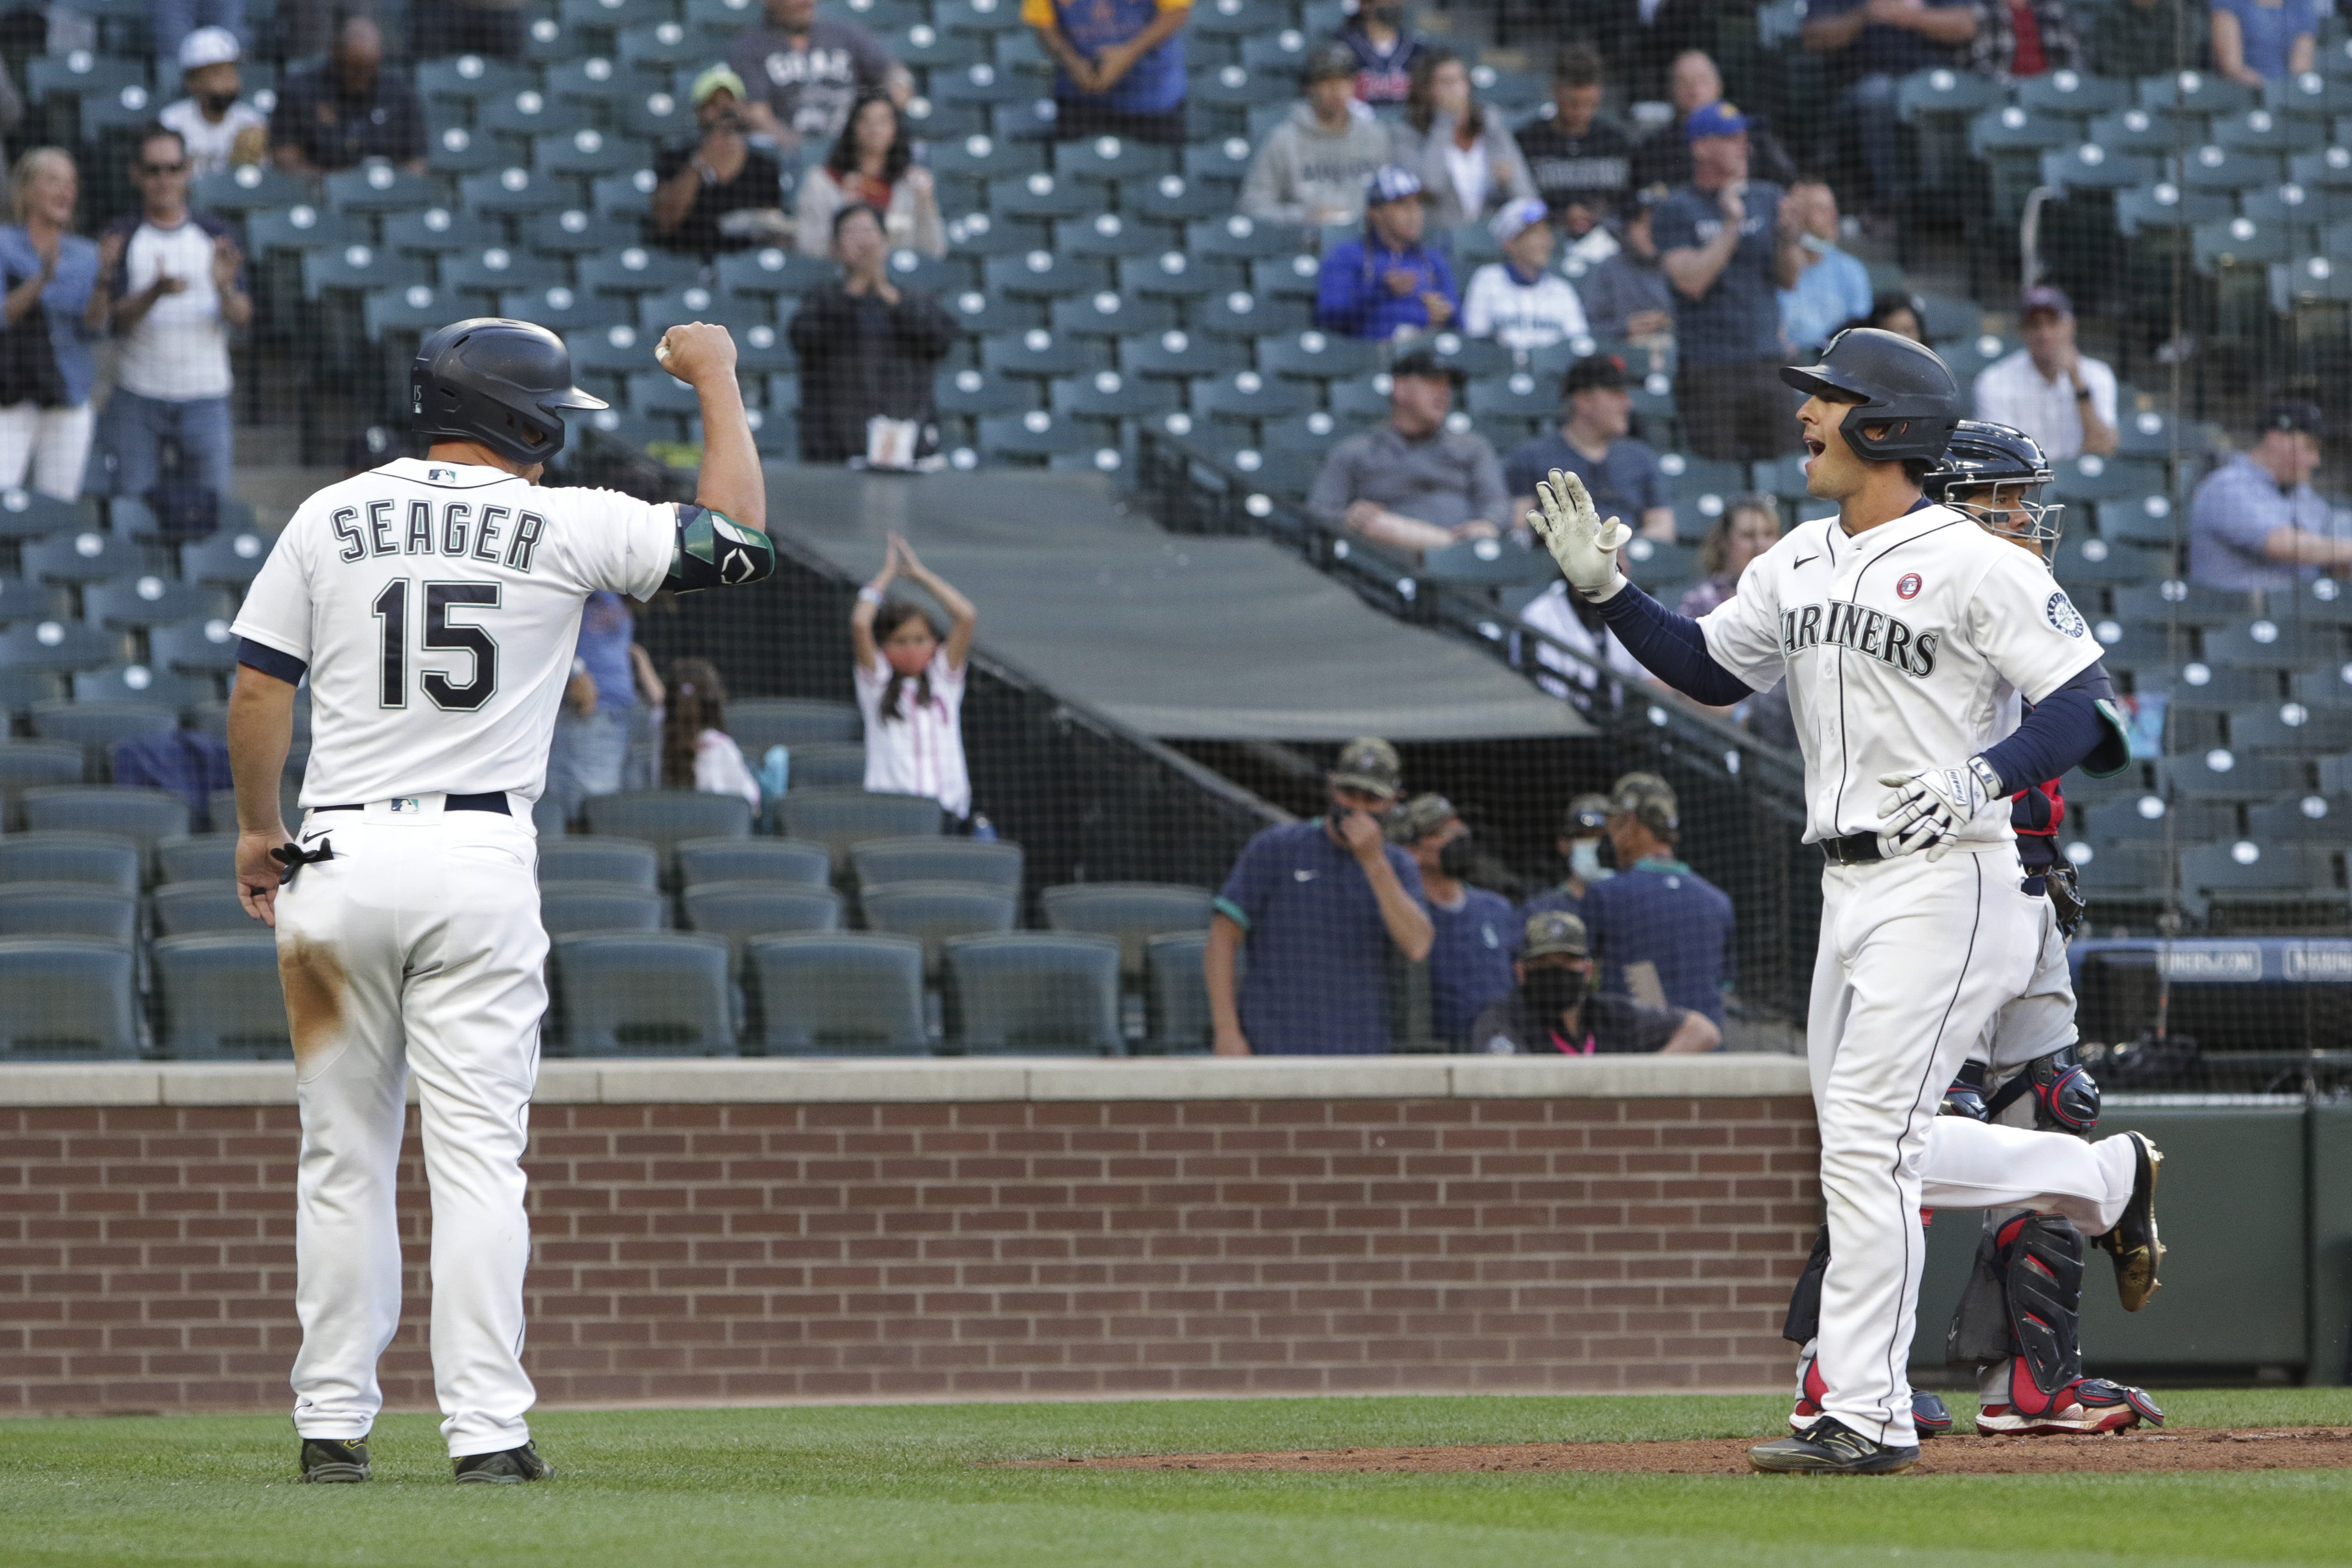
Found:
[1365,164,1424,206]
[1685,101,1748,142]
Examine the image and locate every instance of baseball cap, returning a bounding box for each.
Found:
[1365,164,1424,207]
[1303,40,1359,82]
[1331,736,1403,799]
[1684,100,1748,142]
[1385,791,1458,844]
[2018,284,2073,320]
[1561,352,1629,397]
[1390,344,1465,385]
[1607,770,1680,837]
[1563,792,1612,835]
[1521,909,1591,960]
[179,25,240,71]
[2264,398,2325,437]
[691,63,748,106]
[1489,196,1551,246]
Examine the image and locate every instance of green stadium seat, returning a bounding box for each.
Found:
[677,836,834,890]
[978,410,1096,460]
[69,665,213,711]
[713,245,834,300]
[934,59,1037,108]
[0,881,136,942]
[562,0,677,27]
[0,938,137,1060]
[1119,327,1245,378]
[22,527,138,583]
[381,206,474,258]
[745,932,929,1055]
[152,932,289,1057]
[624,368,700,416]
[2138,70,2258,119]
[82,575,227,629]
[2179,840,2347,926]
[943,931,1124,1055]
[548,55,662,108]
[1191,289,1309,340]
[536,127,651,176]
[154,834,236,886]
[541,881,668,936]
[2247,794,2352,840]
[616,18,706,69]
[498,285,632,333]
[0,487,86,540]
[0,832,140,893]
[0,619,122,676]
[1194,368,1308,423]
[151,881,256,936]
[983,329,1111,379]
[2233,703,2352,753]
[938,366,1041,417]
[860,881,1018,975]
[2155,750,2308,802]
[1049,289,1177,340]
[245,202,364,257]
[781,742,866,790]
[302,242,433,303]
[538,835,661,889]
[682,882,845,977]
[728,696,861,749]
[1141,930,1213,1053]
[325,165,445,214]
[1258,327,1380,380]
[1051,368,1180,419]
[2291,662,2352,708]
[851,836,1022,896]
[582,790,755,874]
[2212,106,2327,154]
[554,931,735,1055]
[2015,70,2131,117]
[193,163,310,217]
[777,789,944,871]
[1259,409,1347,453]
[1131,169,1236,221]
[2041,141,2161,191]
[2205,619,2349,667]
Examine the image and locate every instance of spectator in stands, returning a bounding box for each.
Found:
[1024,0,1191,144]
[547,593,661,825]
[1315,165,1459,340]
[852,532,978,823]
[1576,191,1674,350]
[730,0,909,154]
[1607,0,1725,104]
[88,125,248,510]
[1582,772,1734,1026]
[1471,910,1719,1054]
[1801,0,1975,232]
[2087,0,2207,82]
[152,0,240,71]
[1462,198,1588,352]
[159,28,266,182]
[661,659,761,808]
[1629,51,1799,196]
[796,95,943,259]
[1307,346,1507,557]
[1333,0,1429,106]
[269,17,426,176]
[1969,0,2080,76]
[1238,41,1392,230]
[1391,48,1537,229]
[1517,44,1634,245]
[1524,794,1616,922]
[1679,493,1780,618]
[1656,103,1807,463]
[0,149,97,502]
[653,67,789,258]
[2211,0,2315,84]
[787,204,958,465]
[1208,737,1435,1055]
[2188,399,2350,590]
[1974,285,2116,461]
[1504,352,1671,540]
[1777,178,1871,354]
[1389,792,1517,1049]
[1859,289,1926,342]
[412,0,525,60]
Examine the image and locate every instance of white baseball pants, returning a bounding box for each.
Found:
[275,797,546,1459]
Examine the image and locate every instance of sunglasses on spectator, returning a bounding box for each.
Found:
[137,159,189,174]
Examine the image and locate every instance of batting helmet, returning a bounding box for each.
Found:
[410,318,608,466]
[1925,419,2064,554]
[1780,327,1962,467]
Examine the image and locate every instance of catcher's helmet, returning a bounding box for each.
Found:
[1926,419,2064,554]
[1780,327,1962,467]
[410,318,607,465]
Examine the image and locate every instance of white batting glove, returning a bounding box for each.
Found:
[1876,759,2006,863]
[1527,467,1633,600]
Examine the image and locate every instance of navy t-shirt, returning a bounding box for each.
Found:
[1503,431,1668,519]
[1804,0,1971,82]
[1426,885,1518,1046]
[1215,818,1428,1054]
[1580,857,1735,1026]
[1652,182,1787,365]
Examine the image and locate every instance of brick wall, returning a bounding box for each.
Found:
[0,1093,1820,1413]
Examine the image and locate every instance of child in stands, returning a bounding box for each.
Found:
[661,657,761,808]
[851,532,977,825]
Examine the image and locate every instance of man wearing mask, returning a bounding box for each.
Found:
[1581,772,1735,1026]
[1473,911,1719,1054]
[159,27,267,180]
[1390,793,1517,1049]
[1522,794,1615,922]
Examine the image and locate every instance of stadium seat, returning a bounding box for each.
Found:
[540,881,668,936]
[554,930,735,1055]
[155,833,236,886]
[0,742,87,821]
[783,742,868,791]
[681,881,844,973]
[2247,794,2352,840]
[676,836,833,890]
[2155,751,2309,802]
[1053,369,1181,421]
[2155,663,2286,704]
[580,244,701,297]
[2091,623,2198,676]
[2291,662,2352,708]
[152,881,259,936]
[0,881,137,943]
[2232,704,2352,753]
[523,208,610,257]
[1194,368,1309,423]
[23,527,140,583]
[2179,840,2347,926]
[777,789,944,870]
[1421,536,1560,586]
[581,790,755,872]
[28,704,177,777]
[1119,328,1246,379]
[20,787,189,857]
[537,835,661,889]
[983,329,1110,380]
[1039,882,1213,979]
[1258,329,1382,383]
[2138,69,2257,119]
[979,410,1097,461]
[1119,249,1243,302]
[0,486,85,540]
[0,938,137,1059]
[730,697,862,749]
[745,930,928,1055]
[151,932,291,1058]
[1192,289,1311,341]
[987,171,1096,221]
[2050,536,2165,587]
[942,931,1124,1055]
[72,664,215,711]
[245,202,365,257]
[180,528,275,587]
[323,165,444,215]
[1141,930,1213,1053]
[853,836,1023,896]
[2109,581,2246,628]
[193,163,311,217]
[1130,169,1238,221]
[2205,620,2349,667]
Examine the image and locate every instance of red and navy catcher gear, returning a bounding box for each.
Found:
[411,318,608,466]
[1780,328,1964,466]
[1948,1213,2164,1435]
[1925,419,2065,555]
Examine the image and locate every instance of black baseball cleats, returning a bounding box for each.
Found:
[298,1433,553,1484]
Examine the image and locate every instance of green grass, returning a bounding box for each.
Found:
[4,1391,2350,1568]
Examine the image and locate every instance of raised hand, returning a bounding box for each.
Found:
[654,321,736,385]
[1526,468,1631,600]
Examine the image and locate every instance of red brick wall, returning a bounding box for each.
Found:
[0,1096,1820,1413]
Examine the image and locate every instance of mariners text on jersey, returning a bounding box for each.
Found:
[1778,599,1940,677]
[330,498,549,573]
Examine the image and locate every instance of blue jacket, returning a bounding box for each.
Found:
[1315,235,1460,341]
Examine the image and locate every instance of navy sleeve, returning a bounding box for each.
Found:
[1978,662,2121,793]
[1214,828,1276,932]
[237,638,308,683]
[1588,581,1757,706]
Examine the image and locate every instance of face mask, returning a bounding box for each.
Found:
[1522,966,1587,1020]
[199,91,239,115]
[1437,836,1477,879]
[1569,839,1610,885]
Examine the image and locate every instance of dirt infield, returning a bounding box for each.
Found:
[1026,1428,2352,1476]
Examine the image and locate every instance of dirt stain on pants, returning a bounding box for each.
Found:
[279,936,348,1071]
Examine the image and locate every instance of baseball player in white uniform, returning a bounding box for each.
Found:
[1530,329,2161,1475]
[227,318,775,1484]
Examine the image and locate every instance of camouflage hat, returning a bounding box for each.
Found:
[1521,909,1590,960]
[1608,771,1679,837]
[1331,736,1403,799]
[1385,791,1457,844]
[1563,792,1613,835]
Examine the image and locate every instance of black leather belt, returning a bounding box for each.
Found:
[1820,832,1884,866]
[314,792,510,815]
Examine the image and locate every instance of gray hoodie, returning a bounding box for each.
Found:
[1238,101,1396,229]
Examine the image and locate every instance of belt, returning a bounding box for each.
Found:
[314,791,511,815]
[1820,832,1884,866]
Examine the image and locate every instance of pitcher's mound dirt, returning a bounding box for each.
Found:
[1023,1428,2352,1476]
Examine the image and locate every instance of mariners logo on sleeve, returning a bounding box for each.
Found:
[2045,590,2086,638]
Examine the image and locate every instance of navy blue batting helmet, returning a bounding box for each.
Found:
[1780,327,1963,467]
[410,318,607,465]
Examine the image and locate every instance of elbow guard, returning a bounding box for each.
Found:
[662,503,774,593]
[2082,665,2133,778]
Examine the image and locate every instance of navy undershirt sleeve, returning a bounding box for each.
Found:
[1586,582,1757,706]
[237,638,308,684]
[1978,664,2115,793]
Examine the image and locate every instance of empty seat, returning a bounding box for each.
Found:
[745,931,928,1055]
[553,931,734,1055]
[0,620,124,673]
[0,938,137,1058]
[0,831,142,893]
[785,741,868,790]
[152,933,291,1058]
[0,881,138,943]
[1143,930,1213,1054]
[676,836,832,889]
[681,881,843,973]
[943,932,1123,1056]
[862,881,1017,973]
[22,786,190,865]
[2155,752,2310,802]
[2247,795,2352,840]
[540,881,666,936]
[2180,841,2347,925]
[2204,620,2348,667]
[152,881,257,936]
[581,790,753,872]
[536,834,661,889]
[0,740,84,821]
[851,836,1022,895]
[29,702,177,776]
[1039,882,1215,978]
[2233,705,2352,753]
[777,789,945,869]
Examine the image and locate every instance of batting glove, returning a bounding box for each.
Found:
[1876,757,2006,863]
[1527,468,1632,601]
